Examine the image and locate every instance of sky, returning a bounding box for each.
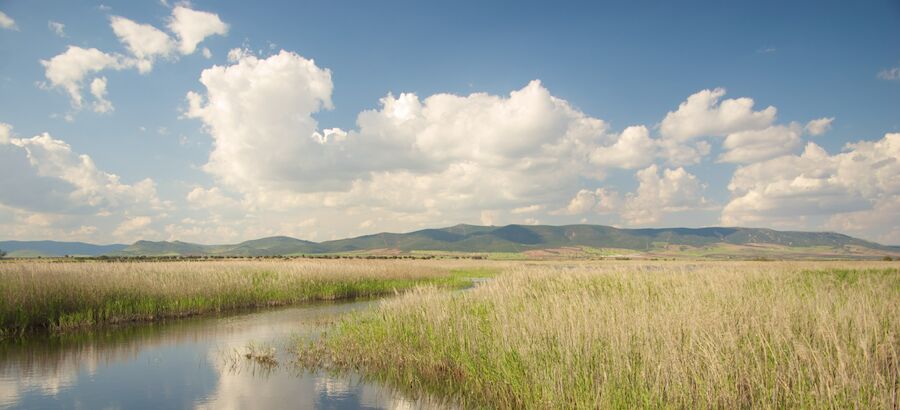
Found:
[0,0,898,245]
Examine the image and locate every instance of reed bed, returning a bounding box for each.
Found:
[0,259,476,335]
[300,261,900,409]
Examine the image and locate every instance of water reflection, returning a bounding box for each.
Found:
[0,300,445,409]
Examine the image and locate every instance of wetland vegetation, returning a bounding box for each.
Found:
[0,259,480,337]
[300,261,900,409]
[3,258,898,408]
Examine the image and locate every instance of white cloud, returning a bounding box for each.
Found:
[113,216,153,238]
[0,127,163,215]
[718,123,803,164]
[621,165,708,225]
[48,21,66,37]
[167,6,228,55]
[0,125,169,242]
[556,165,708,225]
[722,133,900,232]
[0,122,11,144]
[90,77,114,113]
[110,15,176,73]
[184,50,756,239]
[511,204,543,214]
[40,46,129,109]
[556,188,621,215]
[658,138,711,166]
[660,88,776,141]
[227,47,250,62]
[202,47,212,59]
[877,66,900,81]
[39,6,228,113]
[187,52,612,198]
[805,117,834,136]
[186,50,338,191]
[590,125,656,169]
[0,11,17,31]
[826,195,900,245]
[186,186,241,210]
[184,50,654,237]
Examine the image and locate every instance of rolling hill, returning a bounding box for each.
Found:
[2,225,898,259]
[0,240,127,257]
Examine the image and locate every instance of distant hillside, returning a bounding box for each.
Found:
[3,225,897,259]
[319,225,897,254]
[116,236,324,257]
[0,240,127,257]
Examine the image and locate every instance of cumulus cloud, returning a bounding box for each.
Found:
[557,188,621,215]
[0,122,11,144]
[90,77,114,113]
[660,88,776,141]
[186,51,612,206]
[110,15,176,73]
[0,125,163,216]
[185,50,695,237]
[168,6,228,55]
[187,49,831,240]
[657,88,833,166]
[722,133,900,233]
[40,6,227,113]
[718,123,803,164]
[804,117,834,136]
[48,21,66,37]
[826,195,900,245]
[0,11,17,31]
[40,46,129,109]
[0,124,170,242]
[186,50,341,191]
[620,165,708,225]
[186,186,242,210]
[555,165,708,225]
[113,216,153,238]
[590,125,656,169]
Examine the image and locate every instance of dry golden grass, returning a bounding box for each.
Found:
[0,258,487,335]
[301,261,900,408]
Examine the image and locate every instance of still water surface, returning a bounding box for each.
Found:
[0,299,440,409]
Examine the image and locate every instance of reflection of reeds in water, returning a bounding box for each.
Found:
[219,342,279,378]
[243,341,278,367]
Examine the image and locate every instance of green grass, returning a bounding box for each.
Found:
[0,259,476,337]
[299,261,900,409]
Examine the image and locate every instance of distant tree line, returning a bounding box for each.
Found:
[5,253,489,263]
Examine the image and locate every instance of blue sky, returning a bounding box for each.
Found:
[0,0,898,245]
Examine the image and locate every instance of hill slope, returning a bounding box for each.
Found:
[115,236,325,257]
[4,225,897,259]
[0,241,127,257]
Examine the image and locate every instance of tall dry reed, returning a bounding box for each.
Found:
[302,261,900,408]
[0,259,479,334]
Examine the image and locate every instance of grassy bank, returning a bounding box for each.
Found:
[0,259,480,336]
[300,261,900,408]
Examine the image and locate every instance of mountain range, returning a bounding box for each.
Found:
[2,224,898,259]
